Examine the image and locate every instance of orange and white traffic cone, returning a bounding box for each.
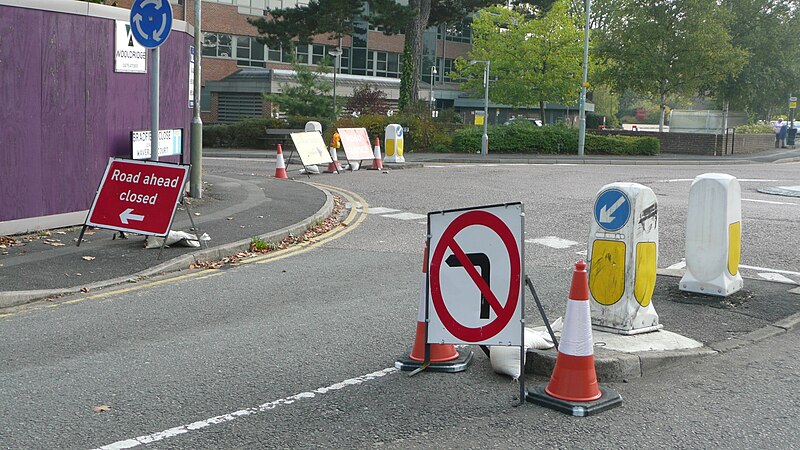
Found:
[368,138,383,170]
[325,146,342,173]
[395,243,473,373]
[526,261,622,416]
[274,144,288,179]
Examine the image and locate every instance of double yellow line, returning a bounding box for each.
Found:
[3,184,368,316]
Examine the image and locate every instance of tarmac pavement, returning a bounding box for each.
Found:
[2,150,800,382]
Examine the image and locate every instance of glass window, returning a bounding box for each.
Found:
[296,44,309,64]
[312,44,325,65]
[251,39,265,62]
[218,34,232,57]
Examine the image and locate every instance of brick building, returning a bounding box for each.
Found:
[107,0,585,124]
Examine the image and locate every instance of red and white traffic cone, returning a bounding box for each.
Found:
[395,242,473,373]
[325,146,342,173]
[368,138,383,170]
[274,144,288,179]
[526,261,622,416]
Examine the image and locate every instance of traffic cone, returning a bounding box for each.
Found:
[325,146,342,173]
[395,243,473,373]
[368,138,383,170]
[274,144,288,179]
[526,261,622,416]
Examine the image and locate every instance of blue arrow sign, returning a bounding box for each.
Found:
[130,0,173,49]
[594,188,631,232]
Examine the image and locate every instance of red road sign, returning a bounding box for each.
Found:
[86,158,189,236]
[429,209,521,343]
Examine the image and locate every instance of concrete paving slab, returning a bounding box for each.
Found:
[593,329,704,353]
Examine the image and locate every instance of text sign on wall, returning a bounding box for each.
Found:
[337,128,375,160]
[189,46,195,109]
[86,158,189,236]
[132,129,183,160]
[427,203,524,346]
[114,21,147,73]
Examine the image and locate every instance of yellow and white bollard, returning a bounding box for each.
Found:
[384,124,405,163]
[588,183,661,335]
[680,173,743,296]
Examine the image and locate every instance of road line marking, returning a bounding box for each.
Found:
[743,198,798,205]
[666,261,686,270]
[365,207,400,215]
[740,264,800,276]
[526,236,580,249]
[381,212,426,221]
[93,367,399,450]
[758,273,797,284]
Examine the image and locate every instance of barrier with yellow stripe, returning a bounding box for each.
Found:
[588,183,661,335]
[680,173,743,297]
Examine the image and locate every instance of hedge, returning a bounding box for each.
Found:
[451,122,659,155]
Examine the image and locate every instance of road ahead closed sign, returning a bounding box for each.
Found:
[86,158,189,236]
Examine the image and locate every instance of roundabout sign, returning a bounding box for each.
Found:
[130,0,173,49]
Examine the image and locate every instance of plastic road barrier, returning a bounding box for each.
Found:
[588,183,661,335]
[384,124,405,163]
[680,173,743,297]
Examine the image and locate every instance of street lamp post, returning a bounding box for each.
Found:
[328,46,342,119]
[430,65,437,112]
[472,60,490,159]
[577,0,592,157]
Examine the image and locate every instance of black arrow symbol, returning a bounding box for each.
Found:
[446,253,491,319]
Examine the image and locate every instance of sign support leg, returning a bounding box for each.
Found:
[181,196,206,249]
[76,225,88,247]
[525,275,559,351]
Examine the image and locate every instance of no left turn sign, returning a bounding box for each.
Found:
[427,204,524,346]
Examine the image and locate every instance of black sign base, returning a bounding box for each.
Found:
[395,349,474,373]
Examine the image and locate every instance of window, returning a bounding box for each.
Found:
[443,58,464,83]
[312,44,326,65]
[296,44,309,64]
[438,19,472,43]
[202,32,233,58]
[236,36,265,67]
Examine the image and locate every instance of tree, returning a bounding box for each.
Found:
[248,0,505,111]
[451,2,584,122]
[711,0,800,121]
[345,84,390,116]
[597,0,747,131]
[263,55,334,118]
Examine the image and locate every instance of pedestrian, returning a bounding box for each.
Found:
[774,118,784,148]
[779,121,788,148]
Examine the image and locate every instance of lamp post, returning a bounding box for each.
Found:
[577,0,591,157]
[328,46,342,119]
[471,60,490,158]
[430,65,437,112]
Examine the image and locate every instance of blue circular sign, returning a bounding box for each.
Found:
[130,0,173,49]
[594,189,631,232]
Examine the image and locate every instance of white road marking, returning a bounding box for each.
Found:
[526,236,580,249]
[666,261,687,270]
[425,165,446,168]
[344,202,363,210]
[365,207,401,215]
[94,368,398,450]
[740,264,800,276]
[743,198,798,205]
[576,250,587,257]
[658,178,783,183]
[758,273,797,284]
[382,212,427,221]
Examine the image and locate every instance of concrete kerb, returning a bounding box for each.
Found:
[0,185,335,310]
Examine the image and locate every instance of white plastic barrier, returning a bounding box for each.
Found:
[680,173,743,297]
[304,121,322,134]
[384,124,405,163]
[588,183,661,334]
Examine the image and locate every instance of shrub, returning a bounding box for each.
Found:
[452,122,659,155]
[203,124,231,148]
[735,122,774,134]
[228,117,287,148]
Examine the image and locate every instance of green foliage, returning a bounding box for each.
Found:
[452,2,583,110]
[734,122,774,134]
[263,56,333,118]
[597,0,746,129]
[250,237,278,252]
[451,122,659,155]
[398,43,414,111]
[202,117,288,148]
[433,108,464,124]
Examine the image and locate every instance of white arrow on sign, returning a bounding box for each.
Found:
[599,196,626,224]
[141,0,164,8]
[120,208,145,224]
[153,14,168,42]
[132,13,147,39]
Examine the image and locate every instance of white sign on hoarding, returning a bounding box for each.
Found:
[189,46,195,109]
[132,129,183,160]
[114,21,147,74]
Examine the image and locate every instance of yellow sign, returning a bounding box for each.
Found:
[474,112,485,126]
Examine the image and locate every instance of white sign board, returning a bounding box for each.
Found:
[132,129,183,160]
[114,21,147,74]
[189,46,195,109]
[337,128,375,160]
[290,132,333,166]
[427,203,524,346]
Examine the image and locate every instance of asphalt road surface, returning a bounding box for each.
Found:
[1,159,799,449]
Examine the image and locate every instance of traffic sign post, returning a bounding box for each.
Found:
[588,183,661,334]
[130,0,173,162]
[81,158,189,240]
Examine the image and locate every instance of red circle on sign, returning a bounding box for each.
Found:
[430,210,521,342]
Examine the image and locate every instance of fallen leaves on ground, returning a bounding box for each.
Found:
[82,256,96,261]
[93,405,111,412]
[43,239,65,247]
